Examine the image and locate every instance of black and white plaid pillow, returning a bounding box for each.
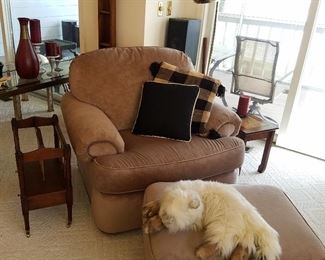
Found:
[153,61,221,135]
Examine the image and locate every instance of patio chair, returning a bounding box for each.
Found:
[231,36,279,120]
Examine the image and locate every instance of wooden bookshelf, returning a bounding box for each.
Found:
[98,0,116,49]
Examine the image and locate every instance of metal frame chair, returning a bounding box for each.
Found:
[231,36,279,120]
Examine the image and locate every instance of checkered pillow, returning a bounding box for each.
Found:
[153,61,221,135]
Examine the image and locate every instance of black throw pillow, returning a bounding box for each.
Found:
[133,81,199,141]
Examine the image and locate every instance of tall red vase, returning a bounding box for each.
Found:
[15,17,39,79]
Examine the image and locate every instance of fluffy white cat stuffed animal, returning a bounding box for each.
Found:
[143,180,281,260]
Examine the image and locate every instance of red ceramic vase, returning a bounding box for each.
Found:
[15,17,39,79]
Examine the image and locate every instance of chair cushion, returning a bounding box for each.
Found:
[90,130,245,194]
[143,183,325,260]
[153,62,221,135]
[132,81,199,141]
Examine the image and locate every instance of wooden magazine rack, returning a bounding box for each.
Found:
[11,115,72,237]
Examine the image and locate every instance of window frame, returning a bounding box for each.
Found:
[0,0,15,70]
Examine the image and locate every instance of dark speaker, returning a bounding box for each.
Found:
[61,20,77,42]
[166,18,201,65]
[74,25,80,47]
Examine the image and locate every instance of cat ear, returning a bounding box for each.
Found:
[189,197,200,209]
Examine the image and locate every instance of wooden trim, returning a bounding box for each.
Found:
[0,0,15,68]
[98,0,116,48]
[110,0,116,47]
[201,37,208,74]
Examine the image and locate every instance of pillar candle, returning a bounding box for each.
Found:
[30,19,42,44]
[55,45,62,60]
[237,95,251,117]
[45,41,58,57]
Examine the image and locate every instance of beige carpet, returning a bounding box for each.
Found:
[0,97,324,259]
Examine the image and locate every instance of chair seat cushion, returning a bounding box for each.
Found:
[90,130,244,194]
[143,183,325,260]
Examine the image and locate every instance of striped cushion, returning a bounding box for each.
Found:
[153,62,221,135]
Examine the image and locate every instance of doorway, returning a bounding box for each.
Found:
[208,0,325,160]
[277,0,325,159]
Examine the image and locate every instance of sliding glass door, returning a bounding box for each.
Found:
[209,0,325,159]
[277,0,325,159]
[209,0,310,124]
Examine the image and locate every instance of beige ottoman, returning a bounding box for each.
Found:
[143,183,325,260]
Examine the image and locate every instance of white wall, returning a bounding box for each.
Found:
[116,0,146,47]
[78,0,98,53]
[143,0,204,46]
[172,0,203,18]
[10,0,79,49]
[78,0,202,49]
[143,0,168,46]
[0,0,212,63]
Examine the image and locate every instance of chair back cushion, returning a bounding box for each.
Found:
[69,47,194,130]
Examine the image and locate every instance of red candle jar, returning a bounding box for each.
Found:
[45,41,58,56]
[237,95,251,117]
[29,19,42,44]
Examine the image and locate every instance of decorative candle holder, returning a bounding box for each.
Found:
[32,42,46,74]
[54,59,63,72]
[47,55,59,77]
[54,44,63,72]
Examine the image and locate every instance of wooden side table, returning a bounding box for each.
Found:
[237,115,278,173]
[11,115,73,237]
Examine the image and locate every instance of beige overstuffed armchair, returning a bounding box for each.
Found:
[61,47,245,233]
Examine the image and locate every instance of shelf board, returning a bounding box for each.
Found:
[99,42,112,48]
[99,10,110,15]
[98,0,116,48]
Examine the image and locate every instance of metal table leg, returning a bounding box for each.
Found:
[13,95,22,119]
[21,93,29,101]
[63,83,70,93]
[47,87,54,112]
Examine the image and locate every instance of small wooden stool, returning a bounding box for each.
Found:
[11,115,73,237]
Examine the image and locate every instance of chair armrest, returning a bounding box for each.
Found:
[61,93,125,161]
[206,101,242,137]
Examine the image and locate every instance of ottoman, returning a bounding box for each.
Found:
[143,183,325,260]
